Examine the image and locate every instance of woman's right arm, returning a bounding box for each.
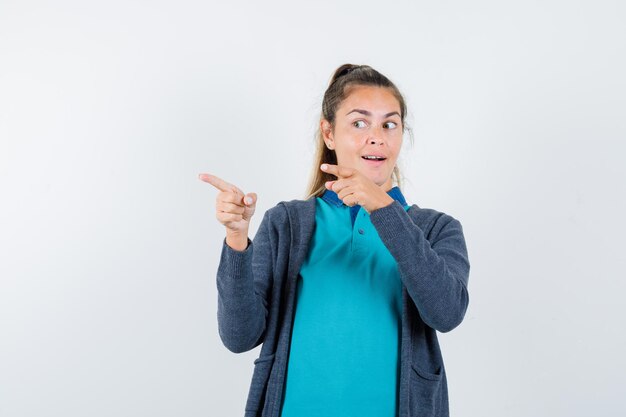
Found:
[216,209,276,353]
[198,172,273,354]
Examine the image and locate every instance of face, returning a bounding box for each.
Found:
[321,85,403,191]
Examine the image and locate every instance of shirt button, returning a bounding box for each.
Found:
[358,228,364,235]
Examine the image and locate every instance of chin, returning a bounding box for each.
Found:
[371,178,387,187]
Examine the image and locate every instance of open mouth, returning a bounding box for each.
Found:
[361,155,386,161]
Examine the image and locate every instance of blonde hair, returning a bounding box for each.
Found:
[305,64,413,199]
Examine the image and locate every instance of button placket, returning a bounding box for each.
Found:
[351,208,369,253]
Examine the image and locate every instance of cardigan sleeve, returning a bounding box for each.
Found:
[369,200,470,333]
[215,208,276,353]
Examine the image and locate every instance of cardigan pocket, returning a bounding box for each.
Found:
[409,362,443,417]
[244,352,276,415]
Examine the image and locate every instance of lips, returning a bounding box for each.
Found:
[361,155,387,161]
[361,156,386,167]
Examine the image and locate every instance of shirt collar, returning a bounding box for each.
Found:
[321,185,407,208]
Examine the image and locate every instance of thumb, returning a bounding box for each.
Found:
[243,192,257,206]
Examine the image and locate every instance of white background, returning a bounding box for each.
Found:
[1,1,625,416]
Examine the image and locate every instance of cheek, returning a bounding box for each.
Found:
[389,141,403,159]
[336,140,361,156]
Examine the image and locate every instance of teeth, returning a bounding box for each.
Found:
[363,155,385,160]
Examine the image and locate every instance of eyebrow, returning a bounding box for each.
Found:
[346,109,400,118]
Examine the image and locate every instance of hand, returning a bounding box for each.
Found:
[320,163,394,214]
[198,173,257,234]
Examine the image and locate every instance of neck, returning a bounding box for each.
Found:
[379,177,394,192]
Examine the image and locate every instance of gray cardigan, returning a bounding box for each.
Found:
[216,197,471,417]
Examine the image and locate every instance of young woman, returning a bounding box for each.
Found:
[199,64,470,417]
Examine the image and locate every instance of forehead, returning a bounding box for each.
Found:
[339,85,400,114]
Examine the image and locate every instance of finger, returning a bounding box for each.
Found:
[243,192,257,206]
[217,212,244,223]
[217,201,245,215]
[216,191,246,206]
[328,178,353,194]
[348,195,360,207]
[199,173,244,195]
[338,187,358,203]
[333,188,352,205]
[320,163,354,179]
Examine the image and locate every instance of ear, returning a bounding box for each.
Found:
[320,119,335,149]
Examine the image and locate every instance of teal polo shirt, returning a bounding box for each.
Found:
[279,187,411,417]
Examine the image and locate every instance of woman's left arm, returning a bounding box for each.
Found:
[370,200,470,333]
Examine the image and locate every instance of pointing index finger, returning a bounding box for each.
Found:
[320,163,353,178]
[198,173,243,195]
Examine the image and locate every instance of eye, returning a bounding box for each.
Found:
[353,120,366,128]
[384,121,398,129]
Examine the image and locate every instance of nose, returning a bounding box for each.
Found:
[368,125,385,145]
